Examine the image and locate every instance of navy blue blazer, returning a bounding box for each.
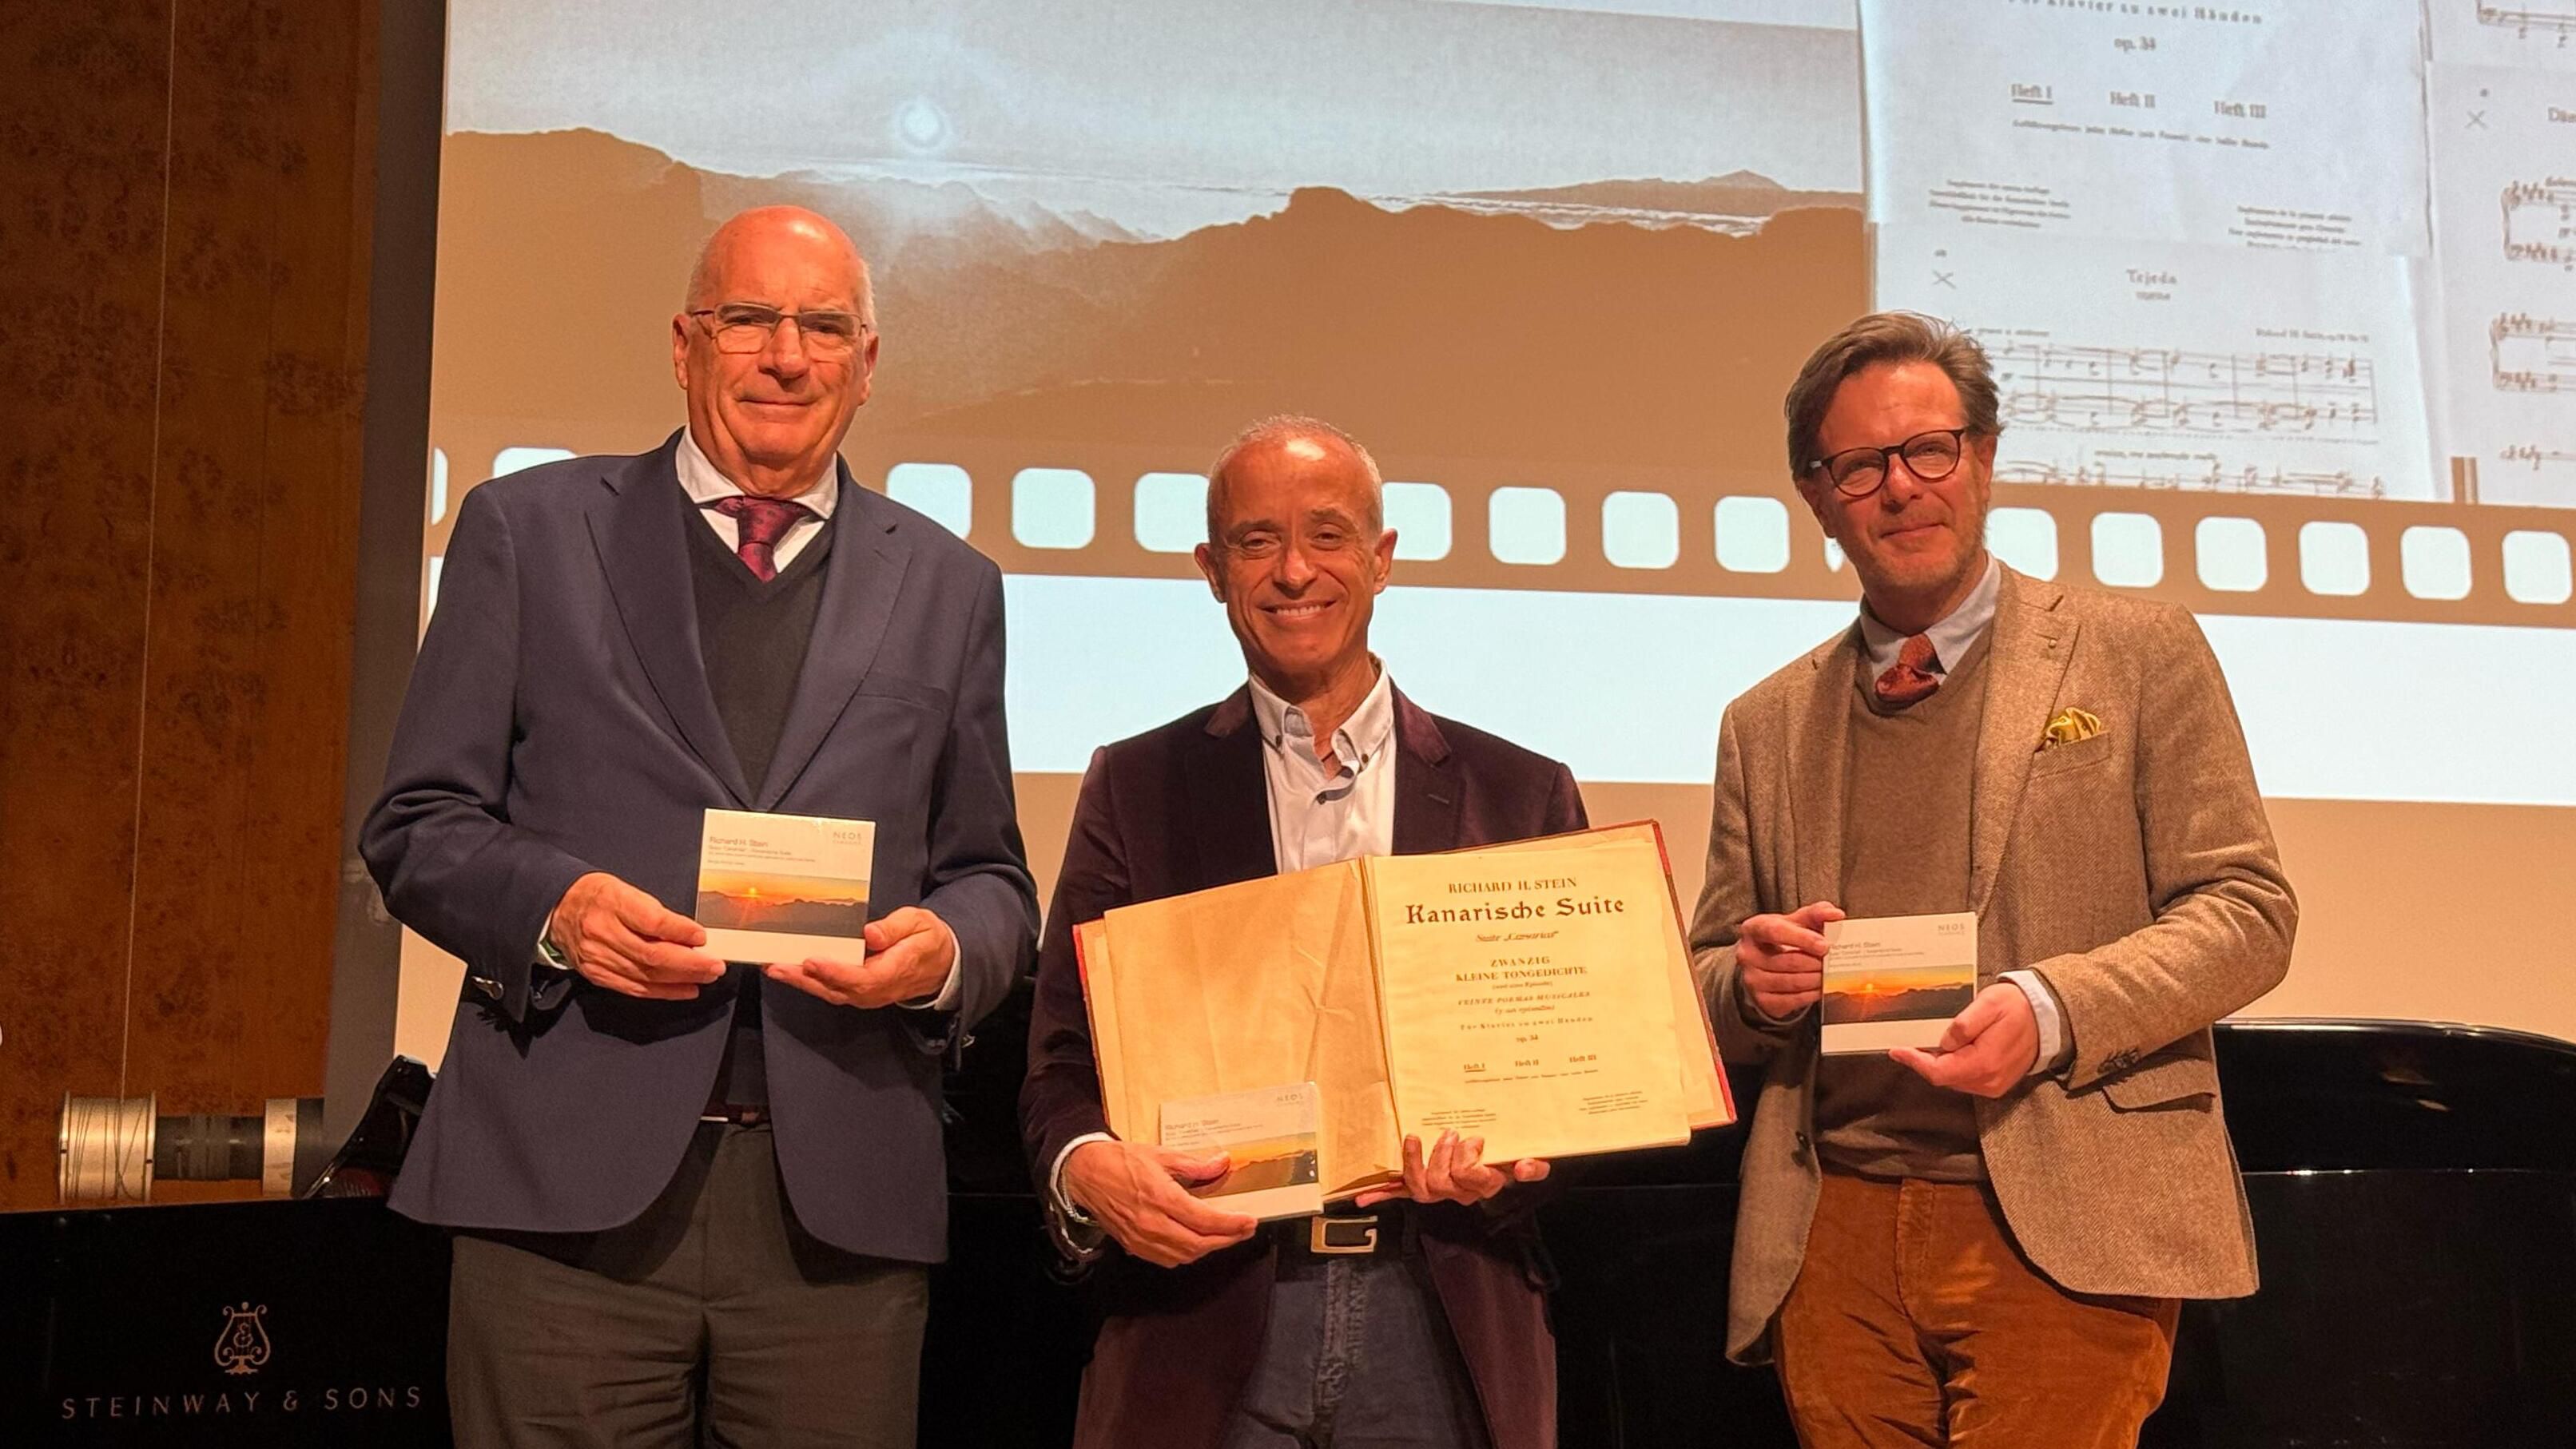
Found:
[363,432,1037,1262]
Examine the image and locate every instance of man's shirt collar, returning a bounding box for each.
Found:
[1248,659,1395,769]
[1857,554,2001,677]
[677,427,840,520]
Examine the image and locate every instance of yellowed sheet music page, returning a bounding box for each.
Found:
[1095,863,1402,1197]
[1366,840,1691,1165]
[1073,919,1130,1145]
[1472,823,1732,1129]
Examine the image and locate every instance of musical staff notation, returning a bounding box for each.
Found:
[2499,442,2576,470]
[1987,339,2380,439]
[2491,313,2576,393]
[1995,458,2387,498]
[2503,180,2576,266]
[2477,1,2576,39]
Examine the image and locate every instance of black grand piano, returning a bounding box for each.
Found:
[8,1016,2574,1447]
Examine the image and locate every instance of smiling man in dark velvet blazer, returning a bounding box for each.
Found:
[362,206,1036,1448]
[1020,416,1583,1449]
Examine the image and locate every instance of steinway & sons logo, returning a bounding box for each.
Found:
[213,1304,271,1376]
[55,1300,429,1425]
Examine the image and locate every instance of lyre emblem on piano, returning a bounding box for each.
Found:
[213,1301,273,1377]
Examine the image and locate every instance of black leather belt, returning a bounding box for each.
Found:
[1269,1207,1417,1259]
[698,1103,769,1126]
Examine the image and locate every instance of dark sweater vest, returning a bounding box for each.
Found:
[1813,630,1993,1183]
[687,512,835,1109]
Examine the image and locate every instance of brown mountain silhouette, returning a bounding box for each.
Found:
[428,129,1866,535]
[695,891,867,935]
[1445,172,1859,221]
[1820,984,1975,1026]
[889,184,1866,467]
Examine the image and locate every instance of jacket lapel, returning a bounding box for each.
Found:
[1389,689,1461,855]
[1969,568,2076,913]
[590,436,751,805]
[758,470,909,810]
[1183,689,1279,891]
[1786,629,1859,911]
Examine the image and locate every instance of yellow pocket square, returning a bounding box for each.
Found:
[2040,707,2103,748]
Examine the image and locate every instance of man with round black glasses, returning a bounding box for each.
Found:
[1687,312,2296,1446]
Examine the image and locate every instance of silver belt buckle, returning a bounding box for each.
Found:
[1309,1214,1380,1255]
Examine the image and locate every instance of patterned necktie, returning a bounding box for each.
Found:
[1874,633,1942,707]
[711,494,813,582]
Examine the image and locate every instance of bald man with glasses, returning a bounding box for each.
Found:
[365,205,1036,1447]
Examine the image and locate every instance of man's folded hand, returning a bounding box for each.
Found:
[1892,982,2039,1098]
[1063,1138,1260,1268]
[1354,1129,1549,1208]
[548,871,726,1000]
[1735,899,1845,1022]
[765,906,957,1009]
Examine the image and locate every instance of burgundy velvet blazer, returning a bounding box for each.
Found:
[1020,685,1588,1449]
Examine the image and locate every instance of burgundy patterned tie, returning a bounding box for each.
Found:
[1874,633,1942,707]
[711,494,813,582]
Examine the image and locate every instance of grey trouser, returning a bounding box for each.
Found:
[445,1121,927,1449]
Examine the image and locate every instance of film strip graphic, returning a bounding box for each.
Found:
[423,423,2576,630]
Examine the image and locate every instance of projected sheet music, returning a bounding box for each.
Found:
[2503,180,2576,265]
[2438,0,2576,69]
[2427,62,2576,506]
[1860,0,2429,254]
[2494,314,2576,393]
[1876,228,2436,500]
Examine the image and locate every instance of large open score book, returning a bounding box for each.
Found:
[1074,823,1732,1202]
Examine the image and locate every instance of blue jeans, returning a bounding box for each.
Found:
[1218,1252,1492,1449]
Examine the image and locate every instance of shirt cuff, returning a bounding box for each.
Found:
[901,959,964,1012]
[898,919,964,1010]
[2000,969,2070,1077]
[1051,1132,1117,1223]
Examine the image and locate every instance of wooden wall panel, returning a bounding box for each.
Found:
[121,1,370,1121]
[0,7,176,1209]
[0,2,376,1210]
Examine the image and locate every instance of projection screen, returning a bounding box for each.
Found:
[400,0,2576,1062]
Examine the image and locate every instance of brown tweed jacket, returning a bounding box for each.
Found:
[1690,566,2297,1364]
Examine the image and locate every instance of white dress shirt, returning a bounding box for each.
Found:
[1853,554,2068,1076]
[1248,663,1399,872]
[538,430,959,1012]
[1052,663,1401,1213]
[675,427,837,569]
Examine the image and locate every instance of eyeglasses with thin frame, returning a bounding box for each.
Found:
[1809,427,1974,498]
[686,303,873,357]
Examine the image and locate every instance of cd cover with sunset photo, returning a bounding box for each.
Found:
[696,809,877,966]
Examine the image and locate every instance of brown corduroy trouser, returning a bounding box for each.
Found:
[1774,1173,2180,1449]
